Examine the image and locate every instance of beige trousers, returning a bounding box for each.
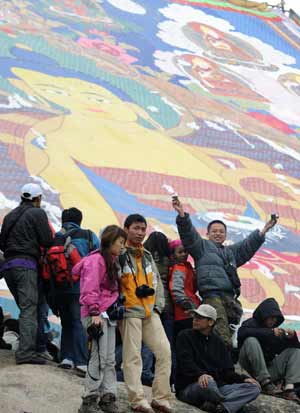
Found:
[120,312,171,407]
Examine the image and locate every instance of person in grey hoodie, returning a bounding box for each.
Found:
[172,197,277,348]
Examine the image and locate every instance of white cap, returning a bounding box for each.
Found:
[192,304,217,321]
[21,183,43,200]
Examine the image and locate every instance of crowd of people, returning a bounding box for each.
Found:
[1,183,300,413]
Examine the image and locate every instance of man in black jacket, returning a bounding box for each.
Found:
[0,183,53,364]
[176,304,260,412]
[238,298,300,402]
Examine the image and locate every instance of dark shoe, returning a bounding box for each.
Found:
[0,338,12,350]
[281,390,300,404]
[215,403,227,413]
[261,381,282,396]
[99,393,120,413]
[201,401,218,412]
[16,357,46,365]
[37,350,54,361]
[79,395,102,413]
[151,400,174,413]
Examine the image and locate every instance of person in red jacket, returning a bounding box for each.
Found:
[168,240,200,339]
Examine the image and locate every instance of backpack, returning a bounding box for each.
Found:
[41,228,91,288]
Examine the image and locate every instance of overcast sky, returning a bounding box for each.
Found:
[255,0,300,15]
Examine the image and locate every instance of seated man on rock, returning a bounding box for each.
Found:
[238,297,300,403]
[176,304,260,412]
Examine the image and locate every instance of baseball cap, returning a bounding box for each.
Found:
[192,304,217,321]
[21,183,43,200]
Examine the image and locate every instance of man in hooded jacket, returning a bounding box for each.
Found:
[238,297,300,402]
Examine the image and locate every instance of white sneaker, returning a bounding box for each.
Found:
[58,358,74,369]
[76,365,87,373]
[76,365,87,376]
[76,365,87,374]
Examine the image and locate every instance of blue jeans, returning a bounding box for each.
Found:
[36,283,51,353]
[141,344,154,385]
[160,311,176,385]
[115,343,154,385]
[56,293,88,366]
[178,379,260,413]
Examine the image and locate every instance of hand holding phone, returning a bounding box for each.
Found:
[162,184,178,199]
[261,213,278,236]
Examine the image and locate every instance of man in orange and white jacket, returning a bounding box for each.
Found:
[119,214,173,413]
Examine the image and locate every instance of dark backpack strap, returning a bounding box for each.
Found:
[118,253,127,273]
[86,230,94,252]
[62,227,79,239]
[62,227,94,252]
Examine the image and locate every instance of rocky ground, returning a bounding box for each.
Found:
[1,350,300,412]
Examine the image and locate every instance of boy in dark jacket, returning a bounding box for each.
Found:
[56,207,99,373]
[176,304,260,412]
[238,297,300,402]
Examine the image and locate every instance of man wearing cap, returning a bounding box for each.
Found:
[0,183,53,364]
[175,304,260,412]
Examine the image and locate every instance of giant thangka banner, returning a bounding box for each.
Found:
[0,0,300,326]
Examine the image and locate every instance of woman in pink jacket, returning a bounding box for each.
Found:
[73,225,127,413]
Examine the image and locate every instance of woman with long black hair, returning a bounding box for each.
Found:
[73,225,127,413]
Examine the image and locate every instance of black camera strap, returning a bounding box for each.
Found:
[124,252,151,287]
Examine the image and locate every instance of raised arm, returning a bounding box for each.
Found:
[172,197,205,260]
[229,215,278,267]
